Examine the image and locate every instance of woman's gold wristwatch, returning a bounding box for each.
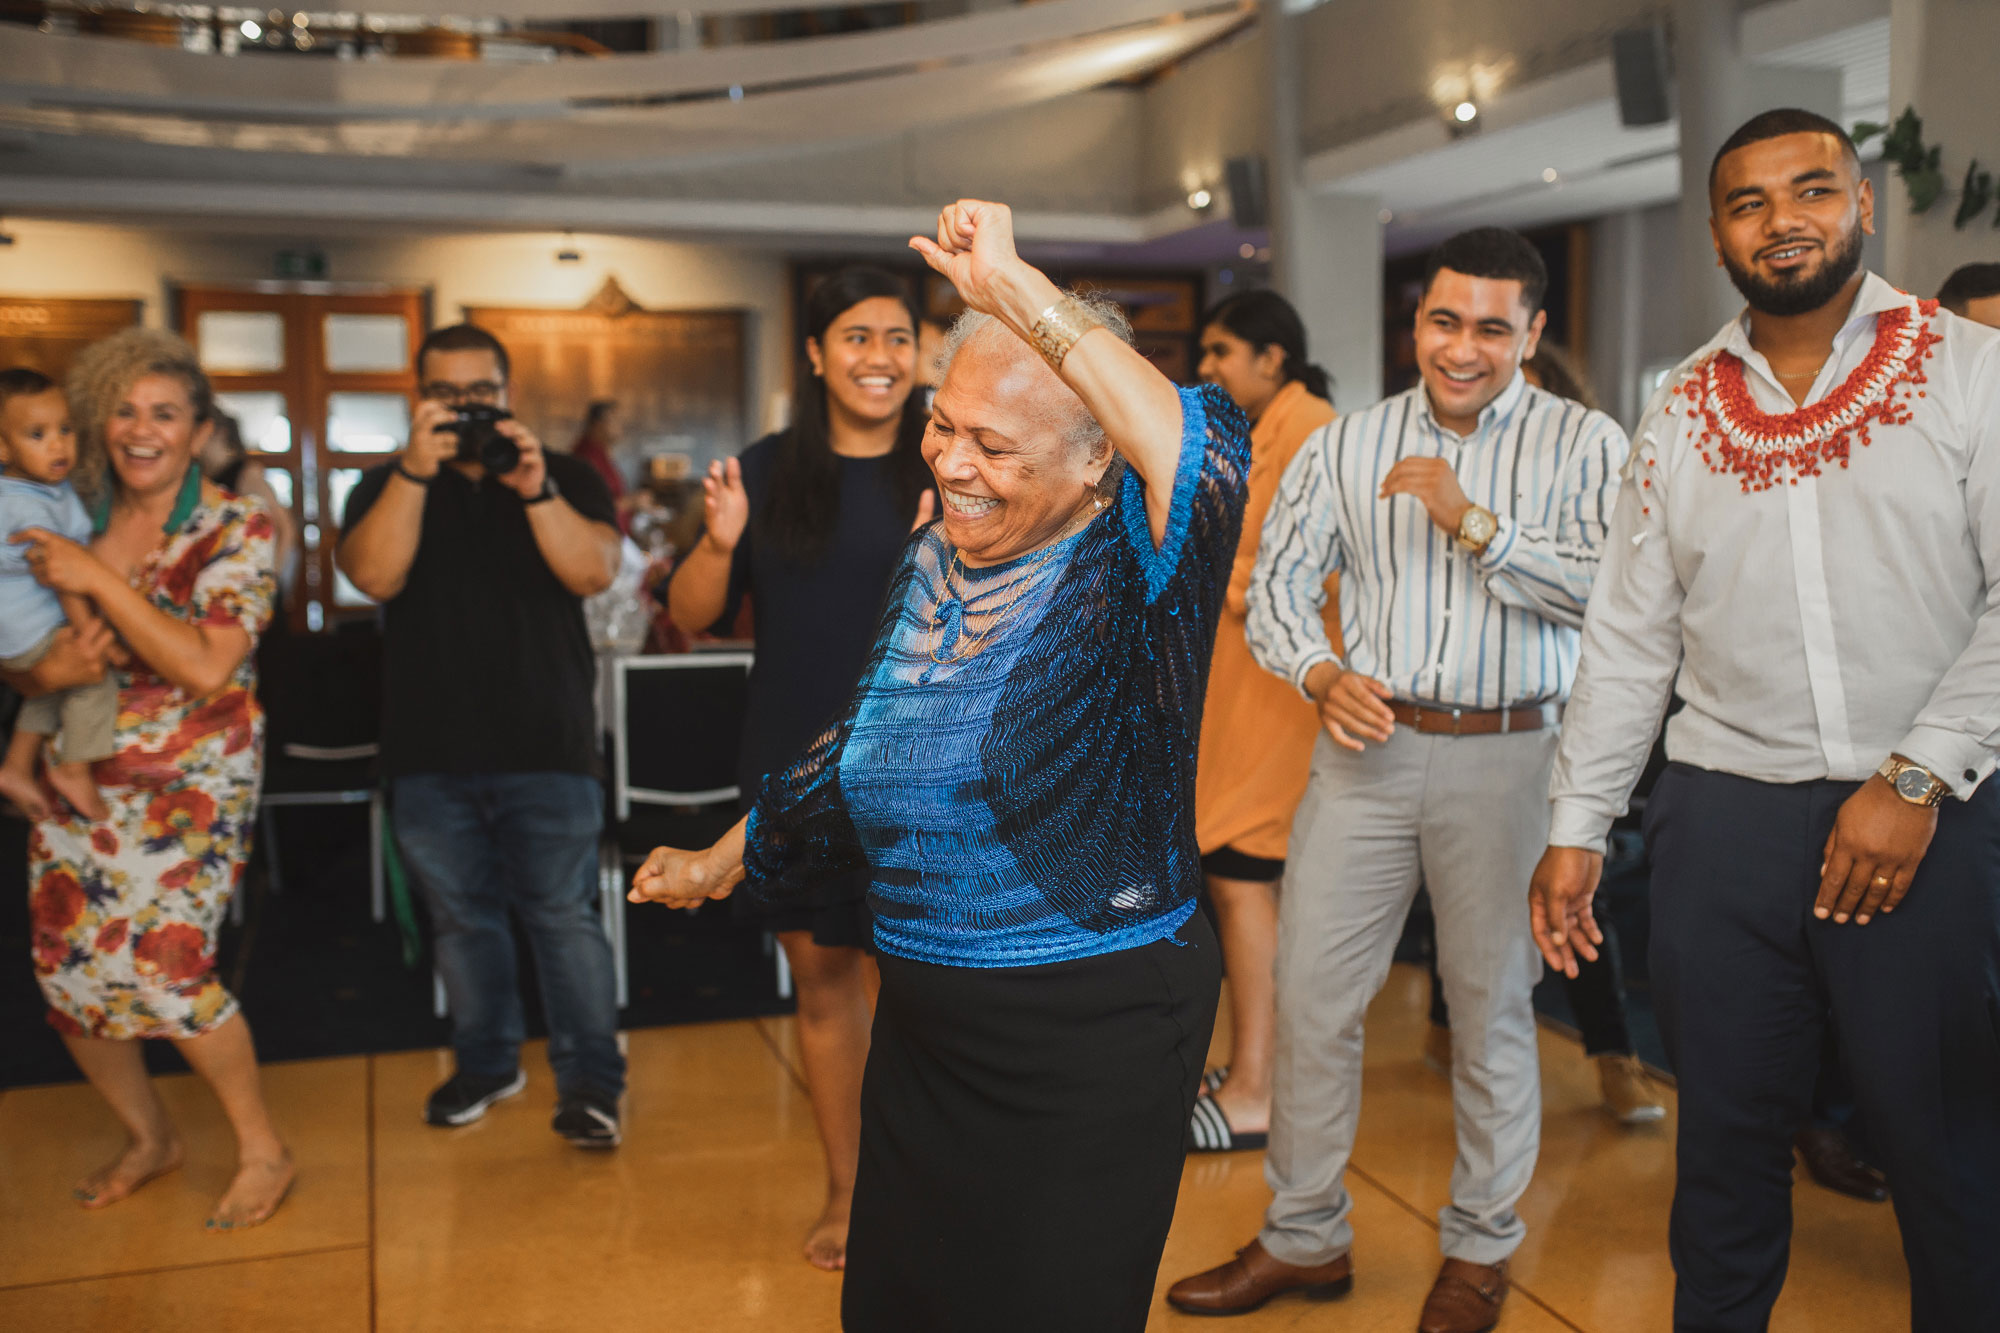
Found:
[1878,756,1948,807]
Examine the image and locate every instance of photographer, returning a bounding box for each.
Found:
[337,324,626,1147]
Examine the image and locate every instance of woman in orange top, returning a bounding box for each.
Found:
[1189,291,1337,1152]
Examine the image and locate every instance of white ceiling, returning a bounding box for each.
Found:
[1308,4,1893,254]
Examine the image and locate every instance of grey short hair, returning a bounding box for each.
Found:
[937,291,1135,464]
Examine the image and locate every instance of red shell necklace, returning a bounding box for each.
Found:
[1670,296,1943,492]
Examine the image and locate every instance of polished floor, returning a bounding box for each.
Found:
[0,964,1907,1331]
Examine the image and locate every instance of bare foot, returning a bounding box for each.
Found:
[46,761,109,822]
[803,1187,853,1271]
[1212,1078,1271,1138]
[74,1136,183,1208]
[0,763,51,822]
[206,1151,295,1232]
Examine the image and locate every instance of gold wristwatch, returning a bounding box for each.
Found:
[1877,756,1949,807]
[1456,504,1498,554]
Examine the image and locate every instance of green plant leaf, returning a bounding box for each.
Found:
[1955,160,1994,229]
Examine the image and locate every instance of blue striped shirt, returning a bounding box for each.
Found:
[1246,373,1629,709]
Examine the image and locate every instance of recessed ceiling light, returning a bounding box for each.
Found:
[1453,101,1478,123]
[1188,188,1213,210]
[1239,242,1256,259]
[1542,167,1560,183]
[1378,208,1394,224]
[240,19,261,38]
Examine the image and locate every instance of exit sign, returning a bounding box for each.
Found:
[275,249,328,279]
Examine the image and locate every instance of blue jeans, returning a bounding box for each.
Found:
[392,772,624,1098]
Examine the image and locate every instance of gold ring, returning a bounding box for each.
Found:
[1872,876,1890,887]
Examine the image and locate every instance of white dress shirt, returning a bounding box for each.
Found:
[1247,373,1630,709]
[1548,273,2000,852]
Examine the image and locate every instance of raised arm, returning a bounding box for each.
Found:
[912,200,1185,546]
[1478,412,1630,628]
[665,457,749,634]
[337,399,456,602]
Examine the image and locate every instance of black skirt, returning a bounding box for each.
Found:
[841,911,1220,1333]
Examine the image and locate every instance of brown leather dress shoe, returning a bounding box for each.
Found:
[1418,1257,1509,1333]
[1165,1238,1353,1316]
[1795,1126,1889,1202]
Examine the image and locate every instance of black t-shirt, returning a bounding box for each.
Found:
[343,453,618,778]
[718,433,915,796]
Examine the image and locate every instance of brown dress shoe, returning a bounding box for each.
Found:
[1418,1257,1509,1333]
[1166,1238,1353,1315]
[1795,1125,1889,1202]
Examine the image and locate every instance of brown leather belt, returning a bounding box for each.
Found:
[1387,701,1559,736]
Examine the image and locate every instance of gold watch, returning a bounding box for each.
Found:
[1456,504,1498,553]
[1877,756,1948,807]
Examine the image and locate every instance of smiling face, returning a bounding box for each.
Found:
[1197,322,1287,422]
[921,329,1106,566]
[807,296,917,436]
[1413,268,1545,435]
[104,372,209,501]
[0,389,77,486]
[1710,131,1873,317]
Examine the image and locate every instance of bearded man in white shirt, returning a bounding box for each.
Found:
[1534,108,2000,1333]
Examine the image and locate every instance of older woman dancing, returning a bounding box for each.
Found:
[631,200,1249,1330]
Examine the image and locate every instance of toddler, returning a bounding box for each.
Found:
[0,368,113,821]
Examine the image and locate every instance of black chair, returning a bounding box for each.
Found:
[604,651,763,1005]
[253,626,385,926]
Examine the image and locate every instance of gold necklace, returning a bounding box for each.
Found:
[926,496,1106,665]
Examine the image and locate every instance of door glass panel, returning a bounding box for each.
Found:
[327,467,368,534]
[324,313,409,373]
[212,391,291,453]
[259,466,294,512]
[326,392,409,453]
[196,311,285,372]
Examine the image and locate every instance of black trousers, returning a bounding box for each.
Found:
[1648,764,2000,1332]
[841,913,1220,1333]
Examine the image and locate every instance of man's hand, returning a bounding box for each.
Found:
[699,458,751,555]
[1380,458,1474,538]
[399,400,460,481]
[1530,845,1606,978]
[1817,771,1938,925]
[629,843,738,910]
[494,419,549,501]
[1303,659,1396,752]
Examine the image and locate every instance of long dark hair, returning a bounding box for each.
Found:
[766,268,930,560]
[1199,289,1333,403]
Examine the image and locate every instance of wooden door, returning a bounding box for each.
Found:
[177,285,426,633]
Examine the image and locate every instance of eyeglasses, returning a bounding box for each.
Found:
[419,380,505,406]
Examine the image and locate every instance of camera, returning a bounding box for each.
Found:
[440,404,520,474]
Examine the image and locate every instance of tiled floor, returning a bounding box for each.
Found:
[0,964,1907,1331]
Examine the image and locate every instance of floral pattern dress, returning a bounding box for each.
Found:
[28,494,275,1039]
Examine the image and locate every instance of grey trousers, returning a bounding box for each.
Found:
[1260,724,1554,1267]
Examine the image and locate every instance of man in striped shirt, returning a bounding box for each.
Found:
[1167,227,1629,1333]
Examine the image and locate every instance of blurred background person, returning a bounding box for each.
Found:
[1938,262,2000,329]
[198,410,298,606]
[1185,289,1335,1153]
[665,266,932,1270]
[6,329,288,1229]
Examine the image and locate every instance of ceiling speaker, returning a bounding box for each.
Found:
[1612,23,1673,127]
[1225,155,1269,230]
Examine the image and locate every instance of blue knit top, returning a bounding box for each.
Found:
[742,384,1250,967]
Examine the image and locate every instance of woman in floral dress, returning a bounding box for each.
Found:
[9,328,291,1229]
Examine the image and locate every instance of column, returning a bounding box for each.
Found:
[1262,0,1382,412]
